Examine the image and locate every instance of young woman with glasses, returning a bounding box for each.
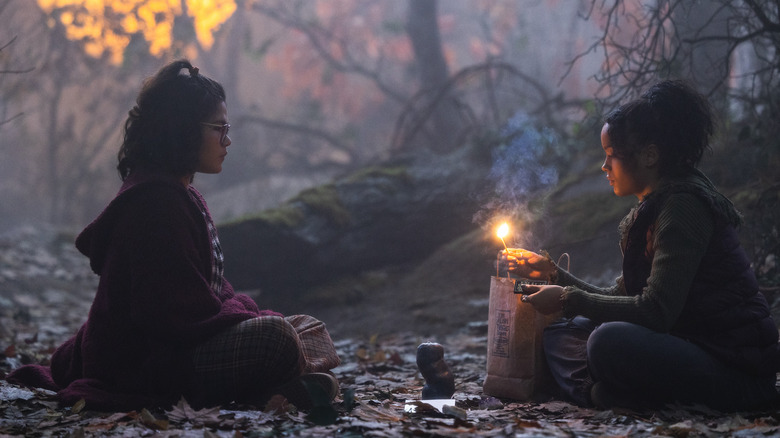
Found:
[7,59,340,411]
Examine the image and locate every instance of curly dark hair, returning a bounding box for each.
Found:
[117,59,226,180]
[605,80,714,175]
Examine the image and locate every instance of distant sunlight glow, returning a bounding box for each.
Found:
[37,0,236,64]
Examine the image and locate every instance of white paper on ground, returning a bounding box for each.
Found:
[403,399,455,413]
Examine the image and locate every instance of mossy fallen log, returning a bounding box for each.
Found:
[218,149,489,300]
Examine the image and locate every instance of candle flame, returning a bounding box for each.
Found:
[496,222,509,239]
[496,222,509,252]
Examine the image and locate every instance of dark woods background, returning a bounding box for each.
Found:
[0,0,778,329]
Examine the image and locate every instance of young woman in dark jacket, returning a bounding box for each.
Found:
[507,80,779,411]
[6,60,340,411]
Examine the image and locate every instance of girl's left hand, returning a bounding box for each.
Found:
[519,284,564,315]
[501,249,556,281]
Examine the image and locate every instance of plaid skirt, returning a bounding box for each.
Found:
[189,314,340,404]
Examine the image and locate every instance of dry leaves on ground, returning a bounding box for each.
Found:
[2,328,780,437]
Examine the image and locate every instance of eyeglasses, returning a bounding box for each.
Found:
[201,122,230,144]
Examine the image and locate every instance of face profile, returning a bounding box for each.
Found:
[195,101,231,177]
[600,122,657,200]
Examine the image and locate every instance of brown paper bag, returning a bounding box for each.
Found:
[483,276,558,400]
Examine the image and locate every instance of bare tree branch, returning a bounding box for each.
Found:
[0,35,33,125]
[241,114,354,157]
[0,112,23,127]
[249,1,409,104]
[567,0,780,114]
[744,0,780,31]
[392,60,591,151]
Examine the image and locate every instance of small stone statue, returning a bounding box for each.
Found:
[416,342,455,399]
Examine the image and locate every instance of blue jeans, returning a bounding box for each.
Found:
[543,316,779,411]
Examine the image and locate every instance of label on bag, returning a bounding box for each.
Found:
[492,310,511,358]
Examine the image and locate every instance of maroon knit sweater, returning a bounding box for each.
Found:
[6,170,280,410]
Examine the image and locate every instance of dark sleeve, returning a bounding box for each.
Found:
[555,266,624,296]
[563,193,714,332]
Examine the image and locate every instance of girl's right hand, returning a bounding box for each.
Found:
[501,248,556,281]
[518,284,564,314]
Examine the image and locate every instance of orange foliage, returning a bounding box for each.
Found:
[36,0,235,64]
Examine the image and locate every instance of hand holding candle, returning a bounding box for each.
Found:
[503,248,557,282]
[495,221,557,281]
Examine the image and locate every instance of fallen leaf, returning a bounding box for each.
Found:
[264,394,291,414]
[71,398,86,414]
[387,351,404,365]
[139,408,168,430]
[353,402,404,422]
[165,397,221,426]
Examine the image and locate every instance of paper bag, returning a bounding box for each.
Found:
[483,276,558,400]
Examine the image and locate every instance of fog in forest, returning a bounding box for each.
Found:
[0,0,612,234]
[0,0,776,241]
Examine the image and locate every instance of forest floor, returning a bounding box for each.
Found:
[1,225,779,437]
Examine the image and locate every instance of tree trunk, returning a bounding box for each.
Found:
[406,0,461,153]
